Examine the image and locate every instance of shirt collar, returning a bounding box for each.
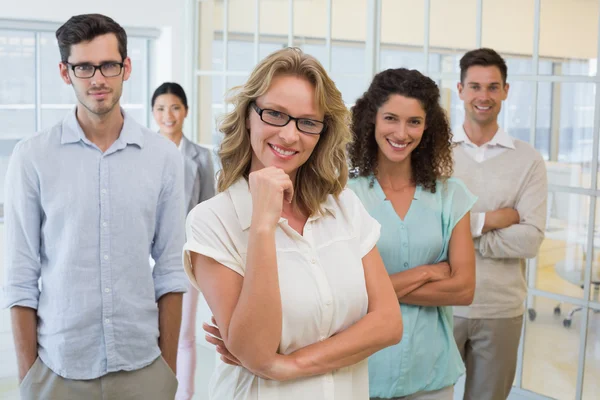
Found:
[178,135,186,153]
[228,177,338,231]
[372,176,421,202]
[316,193,339,220]
[61,107,144,148]
[452,124,515,150]
[180,135,199,159]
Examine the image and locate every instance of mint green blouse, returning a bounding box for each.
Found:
[348,176,477,398]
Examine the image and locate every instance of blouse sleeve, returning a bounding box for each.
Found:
[345,188,381,258]
[442,178,478,234]
[182,202,244,292]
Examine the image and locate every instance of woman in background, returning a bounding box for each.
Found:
[152,82,216,400]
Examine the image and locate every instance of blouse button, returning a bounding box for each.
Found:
[310,258,316,264]
[404,262,409,267]
[403,242,408,247]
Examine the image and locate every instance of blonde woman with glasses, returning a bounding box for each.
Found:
[182,47,402,400]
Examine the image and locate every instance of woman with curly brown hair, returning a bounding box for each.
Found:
[347,68,477,400]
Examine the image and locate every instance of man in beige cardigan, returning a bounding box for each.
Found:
[452,48,547,400]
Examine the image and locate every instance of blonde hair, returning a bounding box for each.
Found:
[217,47,351,216]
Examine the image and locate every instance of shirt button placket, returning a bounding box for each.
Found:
[99,156,115,369]
[401,223,410,269]
[310,250,334,343]
[323,372,335,400]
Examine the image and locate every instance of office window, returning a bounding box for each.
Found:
[0,26,154,215]
[193,2,600,399]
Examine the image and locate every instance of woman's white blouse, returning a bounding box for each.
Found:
[182,178,381,400]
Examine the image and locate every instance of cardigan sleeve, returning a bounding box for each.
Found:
[477,157,547,259]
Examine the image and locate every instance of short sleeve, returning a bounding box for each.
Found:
[471,212,486,238]
[442,178,478,234]
[182,201,244,292]
[344,188,381,258]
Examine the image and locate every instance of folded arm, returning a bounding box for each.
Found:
[191,225,283,378]
[388,264,446,299]
[478,159,547,259]
[284,246,402,378]
[398,213,476,306]
[201,246,402,380]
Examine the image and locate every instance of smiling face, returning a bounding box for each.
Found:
[247,74,323,179]
[374,94,426,166]
[59,33,131,117]
[458,65,509,127]
[152,93,188,137]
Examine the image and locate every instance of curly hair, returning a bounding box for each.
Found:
[218,47,351,216]
[348,68,453,193]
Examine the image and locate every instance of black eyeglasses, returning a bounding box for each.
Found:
[250,102,326,135]
[65,62,124,78]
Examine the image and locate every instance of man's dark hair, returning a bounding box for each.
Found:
[56,14,127,63]
[459,48,507,84]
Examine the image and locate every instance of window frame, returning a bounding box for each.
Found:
[0,19,159,220]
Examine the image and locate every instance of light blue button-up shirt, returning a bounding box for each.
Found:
[2,108,187,380]
[348,176,476,398]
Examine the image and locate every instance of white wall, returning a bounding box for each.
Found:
[0,0,194,379]
[0,225,11,379]
[1,0,193,100]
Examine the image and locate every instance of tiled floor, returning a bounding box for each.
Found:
[519,237,600,400]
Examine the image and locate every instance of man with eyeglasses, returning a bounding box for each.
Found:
[3,14,186,400]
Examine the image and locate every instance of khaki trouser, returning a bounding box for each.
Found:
[19,355,178,400]
[371,385,454,400]
[453,315,524,400]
